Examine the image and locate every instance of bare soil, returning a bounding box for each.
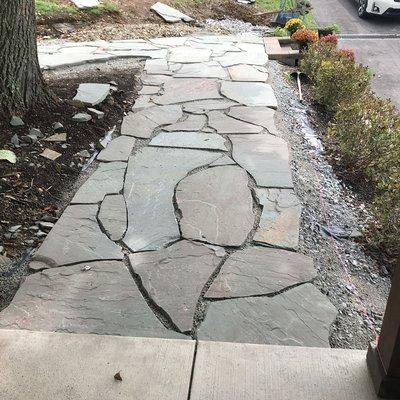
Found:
[36,0,274,41]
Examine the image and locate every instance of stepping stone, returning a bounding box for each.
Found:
[139,86,161,95]
[107,41,159,51]
[150,37,189,46]
[123,148,221,252]
[154,78,221,105]
[71,161,126,204]
[29,205,123,270]
[221,82,278,109]
[254,189,301,250]
[98,194,127,241]
[145,59,172,75]
[209,155,236,167]
[164,114,206,132]
[73,83,110,106]
[150,2,194,23]
[107,49,168,59]
[169,47,211,63]
[174,62,228,79]
[131,95,155,111]
[97,136,136,162]
[228,106,278,135]
[71,0,100,9]
[230,134,293,188]
[214,51,269,67]
[207,110,262,134]
[129,241,222,332]
[0,261,185,339]
[228,64,268,82]
[182,99,238,114]
[198,284,337,347]
[141,74,173,86]
[176,166,255,247]
[121,105,183,138]
[149,131,227,151]
[206,246,316,299]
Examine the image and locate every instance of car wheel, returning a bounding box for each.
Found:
[358,0,369,18]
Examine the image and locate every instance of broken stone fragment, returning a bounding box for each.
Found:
[97,136,136,162]
[29,128,44,138]
[10,116,24,127]
[39,149,62,161]
[45,133,67,142]
[98,194,127,241]
[87,108,105,120]
[52,122,64,131]
[71,0,100,9]
[150,2,194,23]
[72,113,92,123]
[73,83,111,106]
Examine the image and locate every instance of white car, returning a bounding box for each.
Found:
[358,0,400,18]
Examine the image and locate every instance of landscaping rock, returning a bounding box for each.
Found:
[198,284,337,347]
[45,133,67,142]
[129,240,222,332]
[221,82,277,108]
[39,149,61,161]
[206,246,316,298]
[87,108,105,120]
[10,116,24,127]
[98,194,127,241]
[150,2,194,23]
[176,166,255,246]
[71,0,100,9]
[29,205,123,270]
[73,83,111,106]
[29,128,43,138]
[97,136,136,162]
[52,122,64,131]
[72,112,92,123]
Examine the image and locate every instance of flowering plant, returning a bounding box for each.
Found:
[284,18,304,35]
[320,34,338,46]
[291,28,318,44]
[339,48,356,62]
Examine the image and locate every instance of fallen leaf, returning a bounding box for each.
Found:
[0,150,17,164]
[114,371,122,381]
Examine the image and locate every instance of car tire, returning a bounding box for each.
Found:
[358,0,369,18]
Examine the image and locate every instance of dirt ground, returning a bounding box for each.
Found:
[37,0,274,41]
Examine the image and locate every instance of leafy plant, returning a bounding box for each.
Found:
[291,27,318,44]
[285,18,304,35]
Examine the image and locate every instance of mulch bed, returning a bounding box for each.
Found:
[0,65,139,261]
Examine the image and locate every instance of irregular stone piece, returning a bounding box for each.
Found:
[150,36,189,46]
[129,241,222,332]
[206,246,315,298]
[207,110,262,134]
[0,261,184,339]
[10,116,24,126]
[198,284,337,347]
[230,134,293,188]
[87,108,105,119]
[150,2,194,23]
[228,64,268,82]
[215,51,268,67]
[29,205,123,270]
[73,83,110,106]
[176,166,255,246]
[123,147,220,252]
[182,99,238,114]
[98,194,127,241]
[174,62,228,79]
[71,0,100,9]
[221,82,278,109]
[97,136,136,162]
[228,106,278,135]
[145,59,172,75]
[154,78,221,105]
[71,161,126,204]
[254,188,301,249]
[44,133,67,142]
[40,149,61,161]
[121,105,183,138]
[138,86,160,95]
[149,131,227,151]
[72,113,92,122]
[209,155,236,167]
[131,95,155,111]
[164,114,206,132]
[169,47,211,63]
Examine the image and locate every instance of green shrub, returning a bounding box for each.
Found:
[328,93,400,254]
[301,42,371,113]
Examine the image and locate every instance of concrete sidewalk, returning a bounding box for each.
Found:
[0,329,378,399]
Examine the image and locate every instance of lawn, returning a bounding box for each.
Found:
[35,0,118,16]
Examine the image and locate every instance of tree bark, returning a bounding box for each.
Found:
[0,0,56,117]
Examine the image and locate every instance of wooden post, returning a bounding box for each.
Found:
[367,267,400,398]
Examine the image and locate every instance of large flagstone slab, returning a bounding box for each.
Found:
[169,47,211,63]
[0,261,185,339]
[230,134,293,188]
[228,106,278,135]
[29,204,123,271]
[228,64,268,82]
[254,188,301,250]
[173,62,228,79]
[150,2,194,23]
[182,99,237,114]
[145,59,172,75]
[176,166,255,246]
[198,284,337,347]
[129,241,222,332]
[123,148,221,252]
[154,78,221,105]
[206,246,316,299]
[207,110,262,134]
[214,51,268,67]
[221,81,277,108]
[149,131,227,151]
[121,105,183,138]
[71,162,126,204]
[164,114,207,132]
[98,194,127,241]
[97,136,136,162]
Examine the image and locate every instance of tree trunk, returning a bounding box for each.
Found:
[0,0,56,117]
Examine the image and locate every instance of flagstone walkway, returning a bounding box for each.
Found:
[0,35,338,347]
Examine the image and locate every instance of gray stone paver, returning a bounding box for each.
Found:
[1,36,337,345]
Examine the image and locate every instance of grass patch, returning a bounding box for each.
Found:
[172,0,206,5]
[35,0,119,16]
[301,11,318,29]
[256,0,295,12]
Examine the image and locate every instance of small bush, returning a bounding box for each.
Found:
[285,18,304,35]
[320,34,338,46]
[291,27,318,44]
[328,94,400,254]
[301,41,371,113]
